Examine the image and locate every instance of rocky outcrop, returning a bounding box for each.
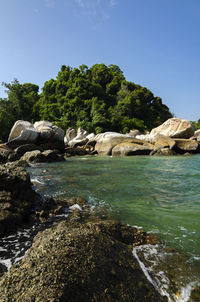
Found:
[34,121,65,149]
[65,128,77,143]
[7,121,39,149]
[0,219,167,302]
[0,162,38,236]
[190,129,200,142]
[95,132,146,156]
[112,142,154,156]
[7,120,65,152]
[174,139,199,153]
[149,118,194,139]
[151,134,176,150]
[8,121,36,142]
[67,128,89,148]
[20,149,65,163]
[150,148,177,156]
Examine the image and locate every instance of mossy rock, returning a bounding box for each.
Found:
[0,219,167,302]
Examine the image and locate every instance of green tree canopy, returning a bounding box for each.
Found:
[0,64,173,141]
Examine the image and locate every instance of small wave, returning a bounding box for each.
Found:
[132,244,200,302]
[172,281,200,302]
[31,177,45,185]
[133,245,171,300]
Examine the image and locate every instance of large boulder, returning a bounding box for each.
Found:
[95,132,146,156]
[8,120,34,141]
[149,118,194,139]
[7,120,39,149]
[112,142,154,156]
[0,162,37,236]
[0,219,167,302]
[34,121,65,149]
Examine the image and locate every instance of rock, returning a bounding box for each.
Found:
[149,118,194,139]
[65,147,89,156]
[34,121,65,149]
[0,149,12,163]
[7,120,39,149]
[20,149,65,163]
[190,129,200,142]
[65,128,77,143]
[41,149,65,162]
[127,129,141,137]
[190,286,200,301]
[67,128,89,148]
[151,134,176,150]
[174,139,199,153]
[0,162,37,236]
[150,148,177,156]
[8,120,34,142]
[68,137,89,148]
[0,219,167,302]
[20,150,42,162]
[112,142,154,156]
[14,144,42,157]
[86,133,95,140]
[95,132,146,156]
[77,127,88,139]
[135,134,150,141]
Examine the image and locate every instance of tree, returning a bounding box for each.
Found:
[0,64,172,141]
[0,80,39,141]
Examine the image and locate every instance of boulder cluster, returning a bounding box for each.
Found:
[66,118,200,157]
[0,118,199,165]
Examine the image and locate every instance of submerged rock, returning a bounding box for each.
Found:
[0,219,167,302]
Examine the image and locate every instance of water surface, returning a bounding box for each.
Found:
[28,155,200,301]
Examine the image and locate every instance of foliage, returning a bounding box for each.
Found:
[0,79,39,141]
[0,64,173,141]
[191,120,200,131]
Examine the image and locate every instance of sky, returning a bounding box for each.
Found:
[0,0,200,121]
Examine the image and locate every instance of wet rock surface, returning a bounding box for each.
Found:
[0,219,167,302]
[0,162,38,237]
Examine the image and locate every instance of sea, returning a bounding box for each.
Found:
[1,154,200,301]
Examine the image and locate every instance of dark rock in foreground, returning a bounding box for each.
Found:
[0,220,167,302]
[0,162,38,237]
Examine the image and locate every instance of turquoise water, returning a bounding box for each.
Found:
[29,155,200,301]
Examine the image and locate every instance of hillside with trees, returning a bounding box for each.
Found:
[0,63,172,142]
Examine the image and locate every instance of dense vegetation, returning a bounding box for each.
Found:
[0,64,173,141]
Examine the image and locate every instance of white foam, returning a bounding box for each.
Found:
[69,204,82,211]
[133,244,200,302]
[0,259,12,271]
[31,177,45,185]
[133,246,172,301]
[172,281,200,302]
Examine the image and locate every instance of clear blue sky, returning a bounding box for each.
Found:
[0,0,200,121]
